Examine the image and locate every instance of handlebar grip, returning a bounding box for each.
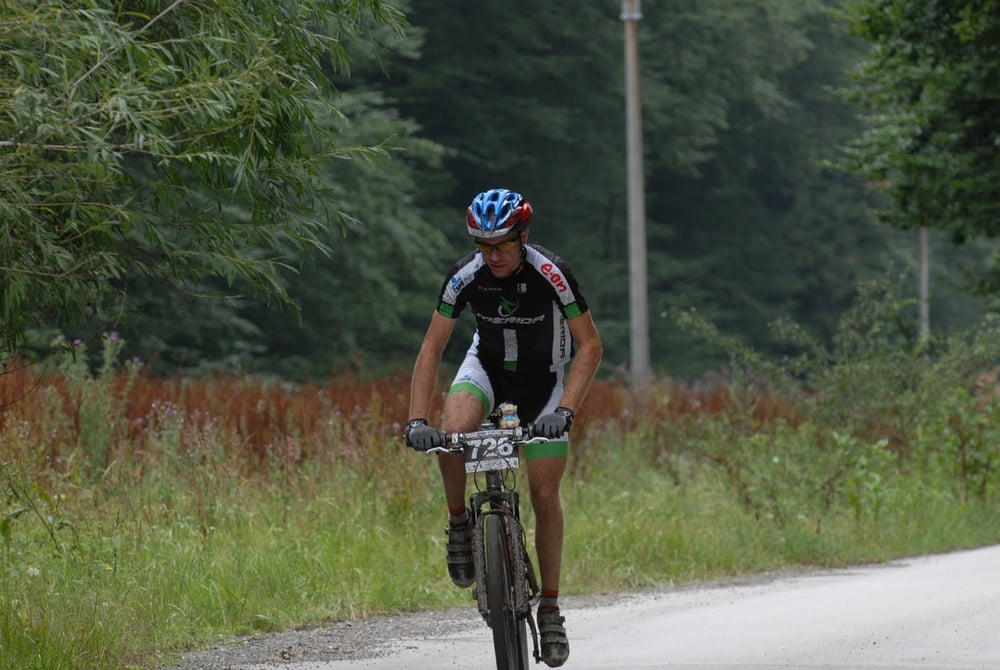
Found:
[406,430,449,452]
[440,423,536,444]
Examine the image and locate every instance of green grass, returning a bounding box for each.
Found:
[0,455,463,669]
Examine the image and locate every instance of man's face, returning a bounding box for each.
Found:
[474,231,524,278]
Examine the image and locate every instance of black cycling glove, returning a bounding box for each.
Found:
[534,407,575,439]
[404,418,442,451]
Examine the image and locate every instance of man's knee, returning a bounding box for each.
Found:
[529,479,563,511]
[443,390,486,432]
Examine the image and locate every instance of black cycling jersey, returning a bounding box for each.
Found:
[436,244,589,375]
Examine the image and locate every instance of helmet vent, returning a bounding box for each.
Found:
[466,188,532,238]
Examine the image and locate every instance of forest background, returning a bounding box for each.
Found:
[5,0,1000,382]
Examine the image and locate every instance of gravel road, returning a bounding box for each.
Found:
[165,545,1000,670]
[164,590,631,670]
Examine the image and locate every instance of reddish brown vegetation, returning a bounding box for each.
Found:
[0,363,794,470]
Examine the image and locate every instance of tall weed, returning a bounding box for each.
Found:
[671,275,1000,526]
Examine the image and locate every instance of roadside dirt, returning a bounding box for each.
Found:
[161,578,782,670]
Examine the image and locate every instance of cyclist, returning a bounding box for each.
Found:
[405,188,602,667]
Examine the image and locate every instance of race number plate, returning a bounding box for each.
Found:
[463,429,519,473]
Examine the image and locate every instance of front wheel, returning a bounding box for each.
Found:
[484,513,530,670]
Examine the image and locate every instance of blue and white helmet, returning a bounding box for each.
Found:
[466,188,533,239]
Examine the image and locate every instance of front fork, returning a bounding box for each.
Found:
[469,489,540,622]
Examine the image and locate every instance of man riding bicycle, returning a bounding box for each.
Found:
[405,188,603,668]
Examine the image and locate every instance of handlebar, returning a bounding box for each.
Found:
[419,423,547,455]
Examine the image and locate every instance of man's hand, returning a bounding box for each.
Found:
[534,407,575,439]
[404,418,442,451]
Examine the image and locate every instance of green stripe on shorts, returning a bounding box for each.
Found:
[448,381,492,417]
[524,438,568,459]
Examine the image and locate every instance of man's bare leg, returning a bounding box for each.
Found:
[526,455,567,594]
[437,390,483,509]
[527,454,570,667]
[436,391,483,588]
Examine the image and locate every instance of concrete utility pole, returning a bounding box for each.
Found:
[918,226,930,338]
[621,0,651,389]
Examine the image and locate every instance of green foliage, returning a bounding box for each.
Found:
[0,0,405,352]
[670,273,1000,528]
[643,1,899,376]
[6,0,998,385]
[3,467,77,557]
[378,0,956,379]
[52,332,143,478]
[842,1,1000,244]
[105,89,449,378]
[916,387,1000,503]
[243,90,449,380]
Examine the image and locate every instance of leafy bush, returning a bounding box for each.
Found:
[671,275,1000,525]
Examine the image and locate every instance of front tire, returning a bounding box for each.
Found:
[484,513,529,670]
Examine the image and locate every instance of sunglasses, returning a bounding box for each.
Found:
[475,236,521,254]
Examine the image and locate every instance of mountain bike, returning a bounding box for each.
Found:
[424,403,547,670]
